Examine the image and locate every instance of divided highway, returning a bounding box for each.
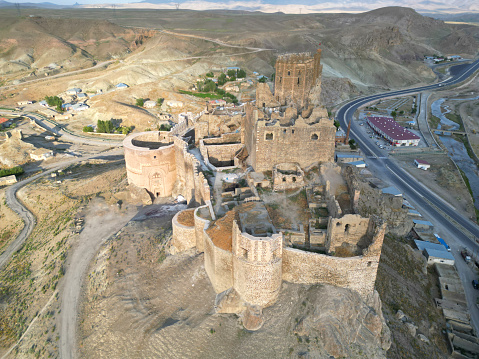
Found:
[336,58,479,244]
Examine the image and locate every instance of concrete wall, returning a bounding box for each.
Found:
[204,143,243,167]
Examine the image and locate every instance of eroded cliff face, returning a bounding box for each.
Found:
[289,284,391,358]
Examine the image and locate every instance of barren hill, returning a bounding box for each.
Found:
[0,15,150,80]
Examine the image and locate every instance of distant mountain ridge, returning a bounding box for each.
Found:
[3,0,479,14]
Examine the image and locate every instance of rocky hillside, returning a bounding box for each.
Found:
[0,15,151,80]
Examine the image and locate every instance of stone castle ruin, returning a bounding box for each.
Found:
[123,48,403,329]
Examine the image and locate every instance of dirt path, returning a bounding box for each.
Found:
[59,199,137,359]
[0,149,123,270]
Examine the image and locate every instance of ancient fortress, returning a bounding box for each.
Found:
[123,49,400,329]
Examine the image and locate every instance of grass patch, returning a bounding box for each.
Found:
[458,168,479,222]
[429,114,440,129]
[178,90,223,100]
[445,112,464,131]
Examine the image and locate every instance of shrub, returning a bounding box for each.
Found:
[159,124,171,131]
[0,166,24,178]
[258,76,267,83]
[206,72,214,78]
[218,73,227,86]
[237,69,246,78]
[82,126,93,133]
[157,98,164,106]
[227,69,236,77]
[135,98,144,107]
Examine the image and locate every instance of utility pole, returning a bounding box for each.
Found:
[15,2,21,17]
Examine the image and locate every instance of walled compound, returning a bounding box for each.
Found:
[123,48,406,330]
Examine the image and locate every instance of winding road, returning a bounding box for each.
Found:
[336,57,479,331]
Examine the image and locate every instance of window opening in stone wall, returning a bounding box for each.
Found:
[292,130,295,134]
[282,178,286,182]
[336,222,341,227]
[367,261,372,267]
[279,77,282,83]
[283,129,286,134]
[263,103,265,108]
[292,177,296,182]
[288,71,290,76]
[265,133,274,140]
[297,78,300,85]
[311,134,318,140]
[344,224,350,233]
[154,155,157,158]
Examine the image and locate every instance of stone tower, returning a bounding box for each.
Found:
[274,49,322,109]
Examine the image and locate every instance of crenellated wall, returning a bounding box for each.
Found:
[123,131,177,199]
[232,221,283,307]
[274,50,322,109]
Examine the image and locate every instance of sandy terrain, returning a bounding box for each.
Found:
[391,154,476,221]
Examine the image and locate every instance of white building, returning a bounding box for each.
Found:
[414,159,430,170]
[30,149,54,161]
[144,100,157,109]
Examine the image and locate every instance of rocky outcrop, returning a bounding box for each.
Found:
[290,284,391,358]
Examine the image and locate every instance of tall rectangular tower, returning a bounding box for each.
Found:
[274,49,322,109]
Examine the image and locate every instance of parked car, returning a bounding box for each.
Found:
[462,249,472,263]
[472,280,479,290]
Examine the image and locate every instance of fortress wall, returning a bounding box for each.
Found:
[203,229,233,294]
[254,120,335,172]
[204,143,243,167]
[203,132,241,145]
[233,257,283,307]
[232,221,283,307]
[194,206,211,253]
[171,210,196,253]
[342,165,412,236]
[174,136,211,206]
[282,248,380,298]
[326,214,371,253]
[123,133,177,198]
[243,104,258,168]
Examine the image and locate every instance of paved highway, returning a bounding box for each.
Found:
[337,58,479,241]
[336,58,479,331]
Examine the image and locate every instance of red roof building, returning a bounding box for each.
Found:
[366,116,420,147]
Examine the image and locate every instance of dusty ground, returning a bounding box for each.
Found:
[391,154,476,221]
[79,211,390,359]
[376,234,449,359]
[0,189,23,253]
[0,159,133,358]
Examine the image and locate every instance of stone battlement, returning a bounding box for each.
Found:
[276,52,313,64]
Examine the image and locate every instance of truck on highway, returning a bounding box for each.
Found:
[434,233,451,252]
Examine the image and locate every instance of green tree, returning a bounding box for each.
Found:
[121,127,131,135]
[218,73,227,86]
[391,111,397,118]
[44,95,63,113]
[227,69,236,77]
[159,123,171,131]
[206,72,214,78]
[258,76,267,83]
[97,120,114,133]
[229,76,236,82]
[237,69,246,78]
[136,98,145,107]
[157,98,164,106]
[0,166,24,178]
[349,139,357,150]
[334,120,340,130]
[82,126,93,133]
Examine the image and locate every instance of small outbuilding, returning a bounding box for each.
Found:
[414,159,430,170]
[0,175,17,186]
